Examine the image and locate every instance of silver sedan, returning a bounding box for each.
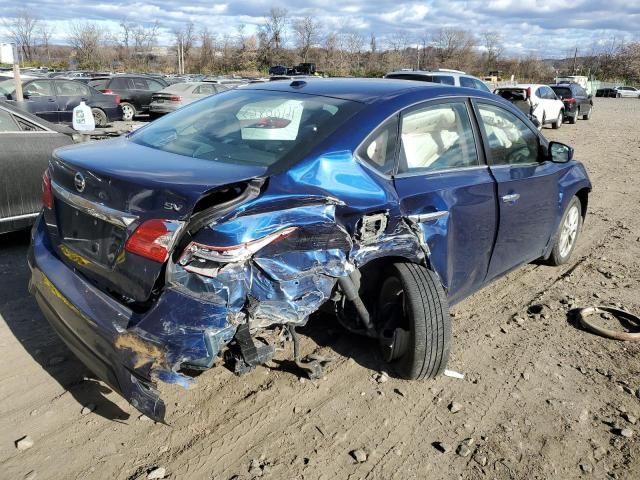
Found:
[148,82,231,117]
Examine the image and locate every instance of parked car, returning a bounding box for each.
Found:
[595,87,619,98]
[88,75,169,120]
[384,69,492,93]
[0,78,122,127]
[550,83,593,123]
[29,79,591,421]
[0,102,75,234]
[494,84,565,128]
[613,86,640,98]
[148,82,230,118]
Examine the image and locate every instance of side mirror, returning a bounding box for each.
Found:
[549,141,573,163]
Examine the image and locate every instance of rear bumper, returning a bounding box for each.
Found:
[28,216,235,421]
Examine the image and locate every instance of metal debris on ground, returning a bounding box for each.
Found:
[577,306,640,341]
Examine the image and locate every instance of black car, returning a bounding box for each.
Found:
[550,83,593,123]
[0,101,75,234]
[88,75,169,121]
[0,78,122,127]
[595,87,618,98]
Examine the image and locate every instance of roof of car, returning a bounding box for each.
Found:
[0,100,75,135]
[243,77,442,103]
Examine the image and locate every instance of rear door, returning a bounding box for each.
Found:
[392,98,498,303]
[54,80,92,122]
[474,100,561,280]
[22,80,59,122]
[0,109,72,227]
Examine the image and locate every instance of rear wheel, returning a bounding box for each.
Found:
[547,196,582,266]
[552,111,563,129]
[568,109,578,124]
[376,263,451,380]
[120,102,136,121]
[91,108,108,128]
[583,105,592,120]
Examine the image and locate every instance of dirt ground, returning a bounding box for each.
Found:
[1,98,640,480]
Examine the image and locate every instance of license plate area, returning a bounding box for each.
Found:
[56,200,126,267]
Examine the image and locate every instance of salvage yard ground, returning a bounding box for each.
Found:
[1,98,639,480]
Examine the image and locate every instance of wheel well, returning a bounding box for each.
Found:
[357,256,430,305]
[575,188,589,219]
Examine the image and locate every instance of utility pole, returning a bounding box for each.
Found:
[12,44,23,103]
[572,47,578,74]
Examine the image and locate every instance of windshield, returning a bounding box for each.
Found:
[131,89,362,168]
[0,79,16,95]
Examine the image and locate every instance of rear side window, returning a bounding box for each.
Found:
[194,84,217,94]
[131,90,362,168]
[131,78,149,89]
[398,102,478,174]
[147,79,165,91]
[358,116,398,175]
[477,103,539,166]
[431,75,455,85]
[0,109,19,131]
[56,80,90,96]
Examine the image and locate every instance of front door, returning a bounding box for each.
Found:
[474,101,562,280]
[393,99,498,304]
[22,80,59,123]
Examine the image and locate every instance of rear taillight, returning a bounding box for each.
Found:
[101,89,113,94]
[169,95,182,102]
[114,95,121,105]
[42,170,53,209]
[125,219,182,263]
[526,87,532,99]
[179,227,297,272]
[564,97,576,104]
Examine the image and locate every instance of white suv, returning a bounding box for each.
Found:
[384,69,492,93]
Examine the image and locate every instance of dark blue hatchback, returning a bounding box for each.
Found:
[29,79,591,421]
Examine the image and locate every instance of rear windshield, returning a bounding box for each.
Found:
[130,89,362,168]
[495,89,528,101]
[550,87,572,98]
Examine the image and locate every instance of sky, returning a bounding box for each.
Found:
[1,0,639,58]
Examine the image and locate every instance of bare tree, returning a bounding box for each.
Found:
[293,16,320,62]
[174,22,196,73]
[263,7,288,57]
[482,31,503,69]
[346,32,365,71]
[38,21,53,65]
[3,9,40,63]
[68,22,105,68]
[432,28,475,68]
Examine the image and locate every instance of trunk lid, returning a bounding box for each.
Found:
[48,137,267,304]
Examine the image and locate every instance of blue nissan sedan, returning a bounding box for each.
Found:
[29,79,591,421]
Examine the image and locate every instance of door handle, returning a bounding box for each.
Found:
[501,193,520,203]
[48,98,56,102]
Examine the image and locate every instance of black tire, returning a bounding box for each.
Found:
[120,102,136,121]
[616,93,621,98]
[91,108,108,128]
[547,196,583,266]
[582,106,592,120]
[552,110,563,129]
[568,110,577,124]
[376,263,451,380]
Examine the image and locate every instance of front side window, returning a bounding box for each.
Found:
[24,80,53,97]
[147,79,165,91]
[131,89,362,169]
[459,77,475,89]
[131,77,149,89]
[398,102,478,173]
[477,103,539,166]
[358,116,398,175]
